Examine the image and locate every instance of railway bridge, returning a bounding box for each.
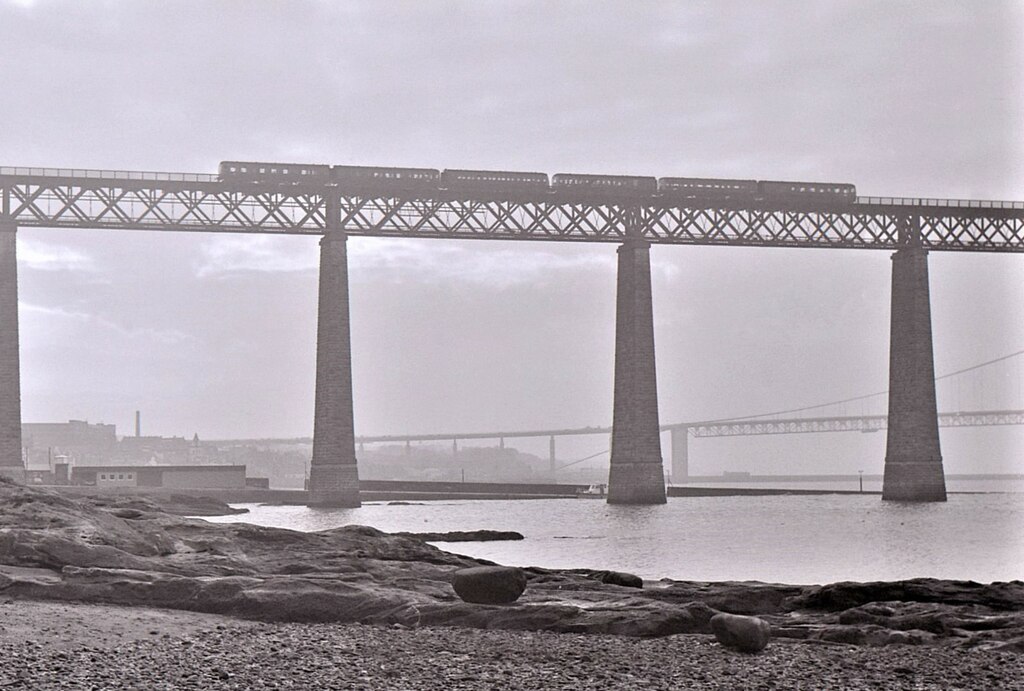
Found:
[1,164,1022,505]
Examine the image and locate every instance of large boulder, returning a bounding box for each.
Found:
[451,566,527,604]
[710,612,772,653]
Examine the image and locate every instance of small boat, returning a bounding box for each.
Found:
[576,483,607,498]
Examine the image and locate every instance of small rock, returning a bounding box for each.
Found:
[451,566,527,604]
[111,508,145,520]
[588,570,644,588]
[710,612,772,653]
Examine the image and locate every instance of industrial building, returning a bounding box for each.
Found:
[71,464,247,489]
[22,419,117,465]
[16,418,268,490]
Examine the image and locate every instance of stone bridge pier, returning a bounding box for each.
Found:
[307,230,361,507]
[606,236,667,504]
[670,426,689,484]
[882,218,947,501]
[0,219,21,471]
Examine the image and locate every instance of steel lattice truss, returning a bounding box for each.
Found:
[0,179,326,235]
[1,172,1023,250]
[681,410,1024,438]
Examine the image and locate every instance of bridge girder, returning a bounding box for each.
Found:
[329,410,1024,445]
[1,174,1023,250]
[682,410,1024,438]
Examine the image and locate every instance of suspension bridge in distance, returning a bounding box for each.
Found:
[209,407,1024,483]
[348,408,1024,481]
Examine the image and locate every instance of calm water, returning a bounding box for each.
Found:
[204,491,1024,585]
[684,478,1024,494]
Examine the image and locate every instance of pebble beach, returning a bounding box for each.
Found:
[1,601,1021,690]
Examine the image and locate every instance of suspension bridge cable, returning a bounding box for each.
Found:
[933,348,1024,381]
[701,348,1024,424]
[555,448,608,470]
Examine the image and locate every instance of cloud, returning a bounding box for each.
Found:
[193,235,318,277]
[349,239,618,287]
[193,233,631,287]
[19,302,198,347]
[2,1,1019,195]
[17,237,96,272]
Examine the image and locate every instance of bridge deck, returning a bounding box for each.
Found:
[203,409,1024,446]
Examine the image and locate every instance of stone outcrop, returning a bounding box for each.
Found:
[451,566,527,604]
[1,480,1023,648]
[710,612,772,652]
[792,579,1024,612]
[88,493,249,517]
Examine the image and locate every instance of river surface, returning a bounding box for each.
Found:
[204,490,1024,585]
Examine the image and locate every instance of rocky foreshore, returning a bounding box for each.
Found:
[1,478,1023,687]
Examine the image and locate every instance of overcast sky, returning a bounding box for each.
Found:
[1,0,1022,475]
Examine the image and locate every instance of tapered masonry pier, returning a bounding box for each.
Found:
[0,219,22,471]
[308,231,361,507]
[607,238,667,504]
[882,223,947,502]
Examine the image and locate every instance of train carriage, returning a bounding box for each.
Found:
[552,173,657,200]
[658,177,759,201]
[757,180,857,204]
[218,161,332,184]
[331,165,440,194]
[441,169,550,195]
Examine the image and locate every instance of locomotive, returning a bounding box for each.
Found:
[218,161,857,203]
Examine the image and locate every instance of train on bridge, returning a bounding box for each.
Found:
[218,161,857,205]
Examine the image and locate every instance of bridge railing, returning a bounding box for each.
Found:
[0,166,219,183]
[856,196,1024,210]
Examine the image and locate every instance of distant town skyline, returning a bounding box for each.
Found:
[2,1,1022,476]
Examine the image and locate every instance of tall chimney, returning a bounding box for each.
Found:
[135,410,141,438]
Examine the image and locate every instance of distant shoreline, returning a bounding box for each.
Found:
[14,475,1021,507]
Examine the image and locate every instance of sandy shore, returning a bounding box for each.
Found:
[1,600,1021,690]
